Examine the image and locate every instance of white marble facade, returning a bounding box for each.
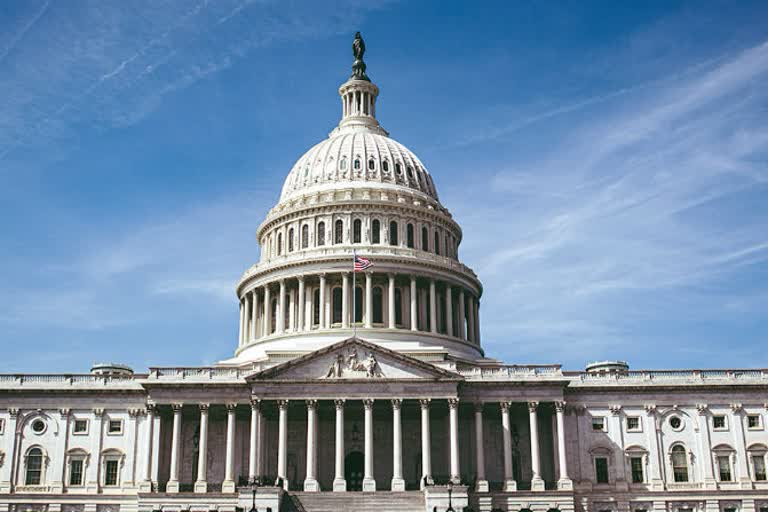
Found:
[1,35,767,512]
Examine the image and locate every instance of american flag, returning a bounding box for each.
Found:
[353,254,372,272]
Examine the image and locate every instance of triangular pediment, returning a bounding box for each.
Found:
[247,337,461,382]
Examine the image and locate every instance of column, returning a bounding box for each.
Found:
[644,404,664,489]
[501,401,516,491]
[696,404,717,488]
[167,403,183,493]
[288,286,296,331]
[277,400,289,490]
[0,409,18,493]
[244,294,251,344]
[251,290,259,340]
[555,402,573,490]
[319,274,327,329]
[304,400,319,491]
[528,401,545,491]
[238,299,245,345]
[448,398,460,483]
[467,295,476,343]
[429,279,437,333]
[445,285,454,337]
[731,403,752,485]
[474,299,481,344]
[391,399,405,491]
[388,273,396,328]
[342,273,350,328]
[249,400,261,481]
[277,279,286,334]
[194,404,209,493]
[474,403,488,491]
[458,289,466,340]
[364,272,373,328]
[363,399,376,491]
[410,276,418,331]
[297,277,305,333]
[51,408,70,492]
[420,399,433,488]
[263,285,271,336]
[139,404,155,492]
[222,403,237,493]
[333,400,346,491]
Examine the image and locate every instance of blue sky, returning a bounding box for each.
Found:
[1,0,767,372]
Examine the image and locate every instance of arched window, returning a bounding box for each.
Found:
[434,231,441,255]
[406,223,414,248]
[368,159,375,170]
[313,289,321,327]
[288,228,294,252]
[373,286,383,324]
[421,226,429,251]
[394,288,403,326]
[382,161,389,172]
[334,219,344,244]
[340,158,347,170]
[395,163,402,175]
[301,225,309,249]
[25,447,43,485]
[354,159,361,170]
[317,221,326,246]
[407,166,413,179]
[671,445,689,482]
[371,219,381,244]
[354,286,363,323]
[353,219,362,244]
[271,299,278,334]
[332,287,343,324]
[389,221,398,246]
[277,233,283,255]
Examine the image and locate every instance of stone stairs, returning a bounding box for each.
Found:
[286,491,425,512]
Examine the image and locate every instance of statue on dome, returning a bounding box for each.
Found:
[350,31,370,81]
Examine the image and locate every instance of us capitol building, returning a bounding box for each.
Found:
[1,34,767,512]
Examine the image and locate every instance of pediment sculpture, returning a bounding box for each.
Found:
[324,348,383,379]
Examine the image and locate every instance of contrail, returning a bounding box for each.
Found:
[0,0,50,64]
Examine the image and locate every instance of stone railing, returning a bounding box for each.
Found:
[0,374,143,389]
[570,369,768,386]
[456,365,564,381]
[146,367,256,381]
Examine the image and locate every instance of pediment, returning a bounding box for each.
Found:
[247,337,460,382]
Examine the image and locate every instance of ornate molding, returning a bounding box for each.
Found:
[8,408,19,419]
[198,403,210,413]
[609,405,622,416]
[59,408,71,419]
[419,398,431,409]
[448,398,460,409]
[305,399,318,409]
[171,403,183,413]
[93,408,105,417]
[554,401,567,413]
[277,400,290,410]
[250,398,262,410]
[334,399,345,409]
[362,398,375,409]
[500,401,511,413]
[695,403,709,415]
[644,404,657,415]
[391,398,402,410]
[226,403,238,412]
[128,408,143,417]
[730,403,743,413]
[527,401,539,413]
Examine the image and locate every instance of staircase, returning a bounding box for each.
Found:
[286,491,425,512]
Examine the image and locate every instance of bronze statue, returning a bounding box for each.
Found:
[350,31,370,81]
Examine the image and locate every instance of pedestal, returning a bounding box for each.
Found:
[166,480,179,493]
[391,477,405,491]
[531,476,545,491]
[557,477,573,491]
[194,480,208,493]
[362,477,376,492]
[222,479,236,493]
[333,478,347,492]
[503,479,517,492]
[304,478,320,492]
[476,479,489,492]
[138,479,153,492]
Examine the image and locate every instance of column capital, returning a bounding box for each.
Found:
[500,401,512,413]
[334,399,345,410]
[129,408,144,417]
[391,398,402,410]
[145,402,157,415]
[171,403,184,412]
[363,398,375,409]
[448,398,460,409]
[278,399,290,410]
[305,399,318,409]
[609,404,622,416]
[250,398,262,410]
[696,403,709,415]
[59,408,71,419]
[474,402,484,413]
[419,398,431,409]
[198,403,210,412]
[297,274,306,282]
[226,403,238,412]
[93,407,106,417]
[730,403,744,414]
[644,403,657,415]
[554,401,567,413]
[9,408,20,419]
[388,272,396,279]
[527,401,539,413]
[318,272,327,280]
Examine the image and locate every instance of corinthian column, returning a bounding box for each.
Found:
[194,403,210,493]
[362,399,376,491]
[555,401,573,490]
[319,274,327,329]
[249,400,261,481]
[277,279,286,334]
[429,279,437,333]
[528,401,545,491]
[388,273,396,329]
[277,400,289,490]
[391,399,405,491]
[445,285,454,337]
[167,403,183,493]
[410,276,418,331]
[458,289,466,340]
[448,398,460,483]
[251,290,259,340]
[474,403,488,491]
[304,400,319,491]
[333,399,346,491]
[500,401,516,491]
[222,403,237,493]
[420,398,433,488]
[297,276,305,333]
[263,285,271,336]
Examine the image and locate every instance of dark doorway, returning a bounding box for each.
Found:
[345,451,364,491]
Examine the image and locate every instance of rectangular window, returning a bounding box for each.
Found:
[107,420,122,435]
[717,455,732,481]
[595,457,609,483]
[592,417,606,432]
[630,456,644,483]
[626,416,641,432]
[69,459,84,486]
[73,419,88,434]
[753,455,766,481]
[713,415,727,430]
[748,415,762,429]
[104,459,119,486]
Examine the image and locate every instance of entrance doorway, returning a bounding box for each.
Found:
[345,451,364,491]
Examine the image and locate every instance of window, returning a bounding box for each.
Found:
[382,161,389,172]
[354,159,361,170]
[340,158,347,170]
[277,232,282,255]
[592,417,606,432]
[394,288,403,326]
[353,219,362,244]
[748,415,762,430]
[354,287,363,323]
[25,447,43,485]
[669,416,682,430]
[104,459,119,486]
[717,455,732,481]
[317,222,325,246]
[69,458,84,486]
[627,417,641,432]
[368,159,375,170]
[301,225,309,249]
[73,419,88,435]
[395,163,401,175]
[332,287,343,324]
[372,287,383,324]
[407,166,413,179]
[434,231,440,255]
[288,228,294,252]
[671,445,689,482]
[406,223,414,248]
[595,457,609,483]
[31,419,46,434]
[313,289,321,327]
[630,456,644,483]
[389,221,398,246]
[752,455,766,481]
[371,219,381,244]
[334,219,343,244]
[421,226,429,251]
[713,415,727,430]
[108,420,123,435]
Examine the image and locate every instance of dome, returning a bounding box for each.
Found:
[279,132,439,203]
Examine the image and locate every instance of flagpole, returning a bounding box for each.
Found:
[352,249,357,338]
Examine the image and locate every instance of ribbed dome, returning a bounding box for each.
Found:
[279,131,439,203]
